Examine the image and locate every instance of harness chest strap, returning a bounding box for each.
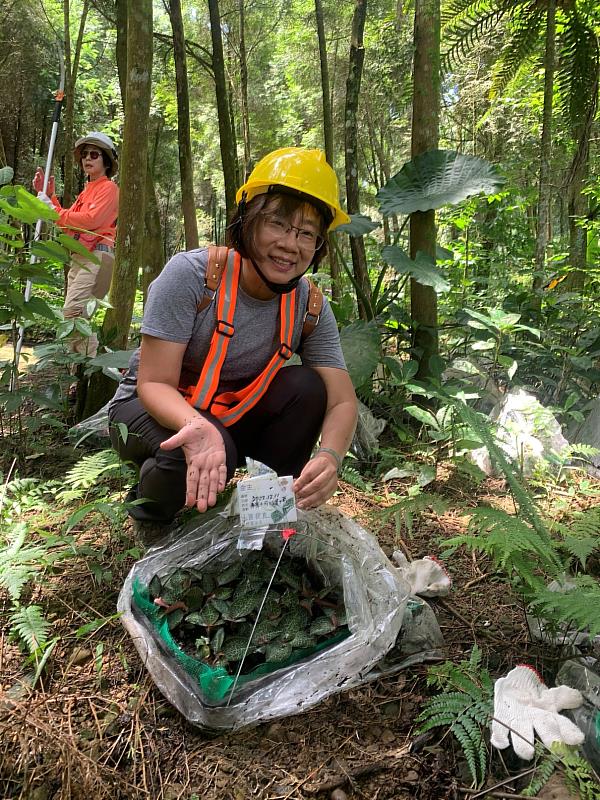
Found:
[197,246,323,336]
[182,250,297,427]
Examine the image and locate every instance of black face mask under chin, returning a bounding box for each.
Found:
[249,258,309,295]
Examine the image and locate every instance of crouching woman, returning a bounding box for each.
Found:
[108,147,358,540]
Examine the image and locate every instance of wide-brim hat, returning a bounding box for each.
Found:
[73,132,119,178]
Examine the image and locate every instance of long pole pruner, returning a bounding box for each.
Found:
[12,52,65,385]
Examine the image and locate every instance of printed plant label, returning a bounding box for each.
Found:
[237,474,297,528]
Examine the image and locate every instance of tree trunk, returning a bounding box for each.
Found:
[532,0,556,304]
[142,163,164,300]
[169,0,199,249]
[116,0,163,302]
[315,0,341,301]
[315,0,333,168]
[208,0,238,222]
[562,136,589,293]
[409,0,440,380]
[62,0,89,206]
[102,0,152,351]
[344,0,370,320]
[226,54,240,190]
[115,0,128,94]
[238,0,252,180]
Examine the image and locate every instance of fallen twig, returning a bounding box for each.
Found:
[302,744,411,794]
[458,764,537,799]
[436,598,507,644]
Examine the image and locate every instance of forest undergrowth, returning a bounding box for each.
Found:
[1,384,600,800]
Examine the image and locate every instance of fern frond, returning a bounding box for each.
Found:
[521,743,557,796]
[441,0,491,27]
[417,647,493,788]
[58,449,122,494]
[569,507,600,540]
[558,507,600,568]
[490,9,545,99]
[471,506,561,571]
[442,5,507,70]
[340,465,368,490]
[1,477,52,522]
[0,550,47,600]
[448,399,558,559]
[9,605,51,653]
[531,575,600,637]
[559,536,598,570]
[568,443,600,460]
[443,506,561,594]
[556,10,599,136]
[552,743,600,800]
[375,491,448,523]
[0,524,47,601]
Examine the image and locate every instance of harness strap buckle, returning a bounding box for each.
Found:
[216,319,235,337]
[303,310,320,328]
[197,286,217,312]
[278,343,293,360]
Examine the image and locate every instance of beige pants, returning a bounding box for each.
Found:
[63,249,114,357]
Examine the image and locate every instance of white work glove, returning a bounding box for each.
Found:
[490,665,585,760]
[392,551,452,597]
[36,191,55,211]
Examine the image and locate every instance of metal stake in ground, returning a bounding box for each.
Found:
[13,52,65,384]
[225,527,298,706]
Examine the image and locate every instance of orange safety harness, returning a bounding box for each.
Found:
[179,246,323,427]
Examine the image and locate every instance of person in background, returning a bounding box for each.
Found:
[108,147,358,543]
[34,131,119,359]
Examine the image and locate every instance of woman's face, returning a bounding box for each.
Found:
[80,146,108,181]
[251,199,323,286]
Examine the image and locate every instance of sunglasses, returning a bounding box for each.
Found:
[81,149,102,160]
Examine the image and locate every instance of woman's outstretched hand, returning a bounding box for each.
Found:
[33,168,55,196]
[294,452,338,510]
[160,417,228,512]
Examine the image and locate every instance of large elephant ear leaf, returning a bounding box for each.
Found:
[382,246,451,293]
[336,213,380,237]
[377,149,505,216]
[340,320,381,389]
[0,167,14,186]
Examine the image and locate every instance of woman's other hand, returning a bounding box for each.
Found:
[160,417,228,512]
[33,168,55,196]
[294,452,339,510]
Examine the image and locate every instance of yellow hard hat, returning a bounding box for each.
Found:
[236,147,350,231]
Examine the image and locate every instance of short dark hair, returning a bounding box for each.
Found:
[100,150,112,173]
[226,191,330,268]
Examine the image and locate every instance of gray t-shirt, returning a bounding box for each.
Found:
[110,248,347,407]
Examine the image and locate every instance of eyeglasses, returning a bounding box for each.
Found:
[261,214,324,251]
[81,149,102,160]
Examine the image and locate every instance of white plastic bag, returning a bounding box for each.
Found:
[118,505,411,732]
[470,388,569,477]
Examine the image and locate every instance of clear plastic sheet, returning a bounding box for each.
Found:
[351,400,386,460]
[118,505,411,732]
[556,658,600,773]
[68,401,111,447]
[470,388,569,477]
[568,397,600,477]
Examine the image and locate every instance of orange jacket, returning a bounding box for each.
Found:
[52,176,119,252]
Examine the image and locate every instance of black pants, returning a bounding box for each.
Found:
[108,366,327,522]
